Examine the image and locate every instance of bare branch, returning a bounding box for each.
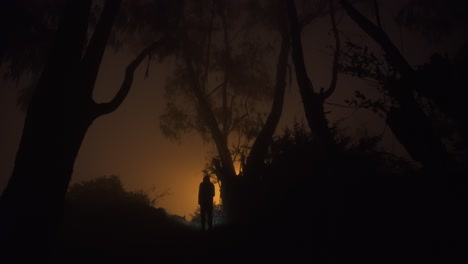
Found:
[228,112,249,136]
[81,0,122,97]
[206,81,226,98]
[92,39,166,117]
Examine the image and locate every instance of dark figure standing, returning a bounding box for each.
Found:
[198,175,215,231]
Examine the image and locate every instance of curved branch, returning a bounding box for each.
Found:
[228,112,249,136]
[93,39,165,117]
[81,0,122,98]
[226,96,250,136]
[287,0,316,99]
[244,28,290,178]
[321,0,341,100]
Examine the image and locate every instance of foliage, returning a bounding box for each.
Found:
[0,0,65,80]
[340,36,468,161]
[260,121,418,221]
[338,41,396,117]
[1,0,180,111]
[111,0,183,55]
[66,175,169,208]
[159,0,276,150]
[395,0,468,43]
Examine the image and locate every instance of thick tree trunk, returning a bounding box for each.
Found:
[0,0,161,261]
[0,1,92,260]
[0,105,91,261]
[228,27,291,223]
[212,158,243,225]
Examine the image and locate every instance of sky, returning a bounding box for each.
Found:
[0,0,464,219]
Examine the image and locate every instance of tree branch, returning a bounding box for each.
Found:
[218,1,231,138]
[202,0,215,87]
[374,0,382,29]
[339,0,414,76]
[93,39,165,117]
[321,0,341,99]
[287,0,316,97]
[206,81,226,98]
[81,0,122,98]
[244,27,290,177]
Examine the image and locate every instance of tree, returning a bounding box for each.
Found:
[337,1,467,260]
[395,0,468,156]
[0,0,172,260]
[159,0,290,224]
[286,0,341,156]
[338,0,455,172]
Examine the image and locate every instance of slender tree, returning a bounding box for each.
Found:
[287,0,341,155]
[159,0,290,223]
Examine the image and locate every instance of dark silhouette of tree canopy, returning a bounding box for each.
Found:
[0,1,466,262]
[338,0,456,173]
[0,0,64,79]
[336,2,467,261]
[0,0,178,261]
[395,0,468,44]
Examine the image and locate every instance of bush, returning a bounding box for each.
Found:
[66,175,168,209]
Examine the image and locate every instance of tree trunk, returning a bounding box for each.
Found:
[286,0,344,254]
[287,0,335,153]
[386,105,450,170]
[243,29,289,182]
[0,0,93,260]
[0,0,162,261]
[181,40,240,223]
[0,103,92,261]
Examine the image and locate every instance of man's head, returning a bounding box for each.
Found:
[203,175,210,182]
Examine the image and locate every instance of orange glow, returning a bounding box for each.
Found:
[234,161,241,175]
[151,167,221,221]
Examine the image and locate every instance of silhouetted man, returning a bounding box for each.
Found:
[198,174,215,231]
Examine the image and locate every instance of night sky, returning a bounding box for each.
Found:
[0,0,464,219]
